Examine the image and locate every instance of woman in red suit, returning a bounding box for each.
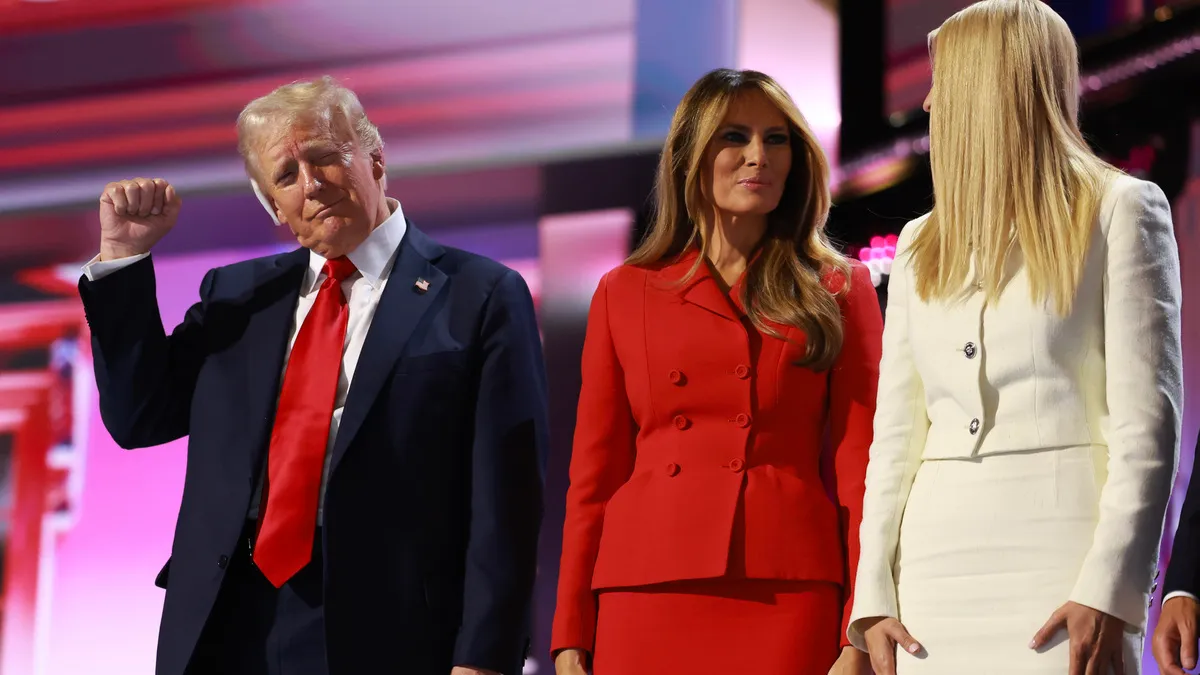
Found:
[551,68,882,675]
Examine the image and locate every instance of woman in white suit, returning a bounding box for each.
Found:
[848,1,1183,673]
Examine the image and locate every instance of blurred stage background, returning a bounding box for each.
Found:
[0,0,1195,673]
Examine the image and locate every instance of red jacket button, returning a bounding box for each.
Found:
[729,458,745,473]
[666,463,680,477]
[734,364,750,379]
[668,369,683,385]
[673,415,690,430]
[734,413,750,427]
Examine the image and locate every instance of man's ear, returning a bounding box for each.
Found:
[371,150,386,181]
[250,178,283,226]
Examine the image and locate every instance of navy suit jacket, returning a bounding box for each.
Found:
[78,224,549,675]
[1165,433,1200,598]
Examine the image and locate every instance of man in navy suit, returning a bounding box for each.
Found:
[77,76,548,675]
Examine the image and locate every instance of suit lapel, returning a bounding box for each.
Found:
[238,247,309,487]
[330,226,447,473]
[658,249,740,322]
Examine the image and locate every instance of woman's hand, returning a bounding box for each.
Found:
[553,648,589,675]
[861,616,922,675]
[1030,601,1126,675]
[827,645,872,674]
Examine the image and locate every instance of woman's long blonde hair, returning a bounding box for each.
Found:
[911,0,1118,314]
[628,68,850,370]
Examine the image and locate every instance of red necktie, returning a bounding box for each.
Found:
[254,256,357,587]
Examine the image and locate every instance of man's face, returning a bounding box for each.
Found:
[255,115,385,258]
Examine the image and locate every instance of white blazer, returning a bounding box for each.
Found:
[848,174,1184,647]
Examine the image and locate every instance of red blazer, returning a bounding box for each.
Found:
[551,250,883,654]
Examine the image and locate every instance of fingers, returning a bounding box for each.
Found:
[1182,619,1197,670]
[119,180,144,216]
[135,177,163,216]
[1159,651,1191,675]
[99,178,176,217]
[1160,662,1190,675]
[1030,607,1067,650]
[150,178,167,216]
[1110,644,1125,675]
[1065,622,1085,675]
[1155,641,1188,675]
[865,630,896,675]
[102,182,129,215]
[867,644,895,675]
[890,623,922,657]
[1082,644,1103,675]
[867,622,921,675]
[164,182,180,207]
[1068,642,1084,675]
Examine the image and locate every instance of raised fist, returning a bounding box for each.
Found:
[98,178,182,260]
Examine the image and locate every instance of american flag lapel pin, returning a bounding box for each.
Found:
[414,277,431,294]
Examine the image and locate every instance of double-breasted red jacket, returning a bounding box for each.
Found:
[551,249,883,653]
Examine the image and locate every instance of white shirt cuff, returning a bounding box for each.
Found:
[1163,591,1199,604]
[82,252,149,282]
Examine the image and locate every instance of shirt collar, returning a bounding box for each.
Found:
[303,197,407,293]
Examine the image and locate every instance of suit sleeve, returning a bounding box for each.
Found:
[77,254,214,449]
[1165,435,1200,598]
[846,220,931,651]
[1069,178,1183,629]
[454,269,550,672]
[827,263,884,648]
[550,271,636,659]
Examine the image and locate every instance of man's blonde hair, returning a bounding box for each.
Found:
[236,76,384,183]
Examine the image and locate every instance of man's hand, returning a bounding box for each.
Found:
[1030,601,1126,675]
[451,667,501,675]
[99,178,182,260]
[1153,595,1200,675]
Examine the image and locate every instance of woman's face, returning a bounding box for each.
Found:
[702,90,793,221]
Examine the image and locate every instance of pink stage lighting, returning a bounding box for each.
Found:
[856,233,898,287]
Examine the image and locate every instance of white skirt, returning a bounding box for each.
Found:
[894,445,1143,674]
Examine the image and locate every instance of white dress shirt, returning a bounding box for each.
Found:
[1163,590,1197,604]
[83,198,408,525]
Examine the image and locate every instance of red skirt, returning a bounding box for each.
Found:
[592,577,841,675]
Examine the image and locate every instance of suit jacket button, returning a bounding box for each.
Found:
[734,364,750,379]
[969,418,980,435]
[217,554,229,569]
[729,458,745,473]
[666,462,681,477]
[669,369,684,385]
[673,415,690,430]
[735,413,751,428]
[964,342,977,359]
